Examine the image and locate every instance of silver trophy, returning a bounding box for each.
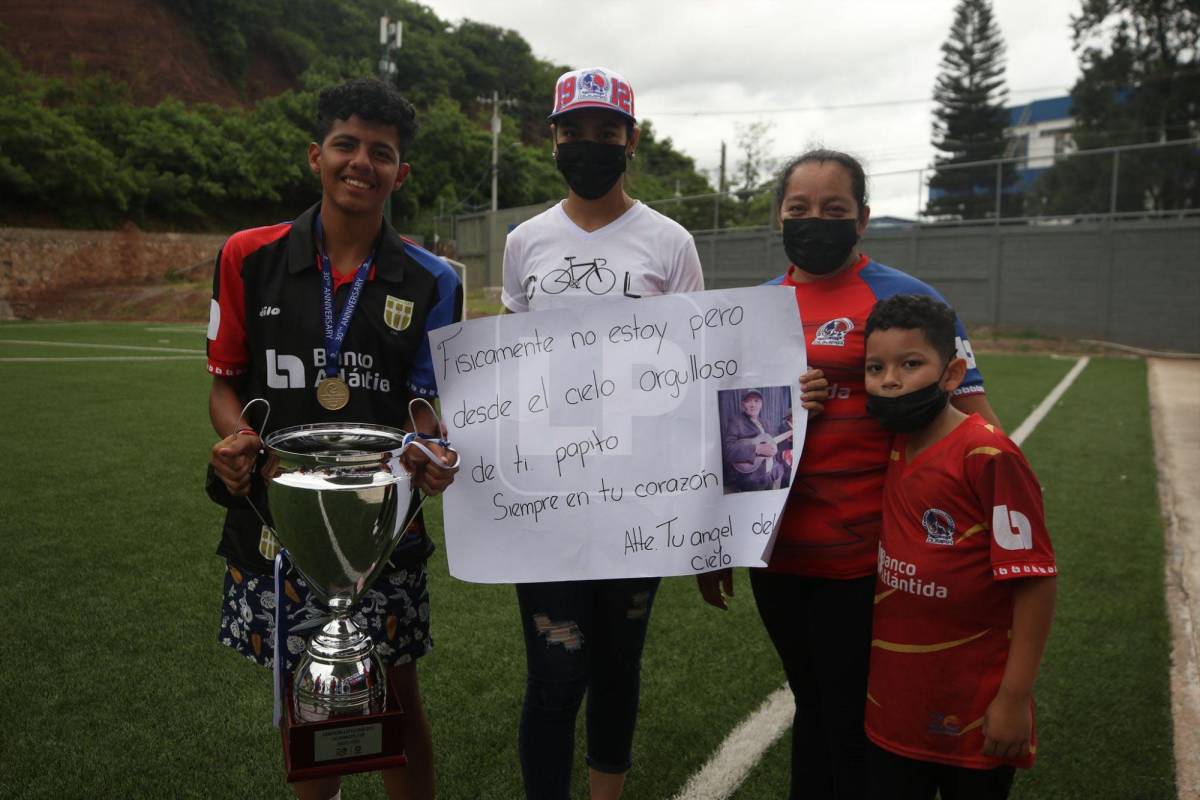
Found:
[258,422,419,723]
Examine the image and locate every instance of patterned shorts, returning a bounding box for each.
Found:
[218,560,432,672]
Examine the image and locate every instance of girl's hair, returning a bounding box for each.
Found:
[773,148,868,216]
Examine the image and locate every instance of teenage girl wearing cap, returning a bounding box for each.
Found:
[500,67,704,800]
[696,150,1001,799]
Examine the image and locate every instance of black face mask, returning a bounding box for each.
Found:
[781,217,859,276]
[555,141,628,200]
[866,379,950,434]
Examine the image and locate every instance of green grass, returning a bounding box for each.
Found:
[465,287,505,319]
[0,328,1176,798]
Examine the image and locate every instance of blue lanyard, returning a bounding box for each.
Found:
[315,213,376,380]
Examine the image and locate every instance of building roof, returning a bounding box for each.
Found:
[1008,96,1073,127]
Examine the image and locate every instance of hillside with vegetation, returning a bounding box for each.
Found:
[0,0,713,235]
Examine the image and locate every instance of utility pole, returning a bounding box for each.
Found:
[379,15,401,222]
[477,91,517,212]
[718,141,727,195]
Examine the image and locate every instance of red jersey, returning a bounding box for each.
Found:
[865,414,1057,770]
[766,256,986,578]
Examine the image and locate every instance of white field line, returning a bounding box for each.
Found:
[0,338,205,354]
[670,687,794,800]
[1009,356,1090,446]
[0,356,202,363]
[672,356,1092,800]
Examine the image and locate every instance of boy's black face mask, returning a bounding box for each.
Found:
[865,378,950,434]
[554,141,628,200]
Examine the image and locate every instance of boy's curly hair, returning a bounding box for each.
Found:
[865,294,958,364]
[314,78,418,158]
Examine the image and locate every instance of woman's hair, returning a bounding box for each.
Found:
[314,78,418,158]
[773,148,868,216]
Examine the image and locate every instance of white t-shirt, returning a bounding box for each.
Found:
[501,200,704,313]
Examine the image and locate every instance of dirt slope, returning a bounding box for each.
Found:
[0,0,293,105]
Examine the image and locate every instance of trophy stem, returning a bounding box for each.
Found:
[293,598,388,722]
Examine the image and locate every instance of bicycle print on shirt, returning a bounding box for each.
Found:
[524,255,642,302]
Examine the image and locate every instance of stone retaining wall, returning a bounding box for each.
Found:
[0,227,226,319]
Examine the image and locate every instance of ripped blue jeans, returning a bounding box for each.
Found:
[515,577,661,799]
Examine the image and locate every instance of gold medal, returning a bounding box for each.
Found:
[316,376,350,411]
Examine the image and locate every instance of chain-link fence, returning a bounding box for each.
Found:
[634,136,1200,232]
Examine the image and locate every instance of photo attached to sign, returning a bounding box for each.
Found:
[718,386,794,495]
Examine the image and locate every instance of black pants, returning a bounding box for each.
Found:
[750,570,876,800]
[869,742,1015,800]
[515,577,660,800]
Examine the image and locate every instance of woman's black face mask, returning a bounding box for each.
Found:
[554,141,628,200]
[781,217,859,276]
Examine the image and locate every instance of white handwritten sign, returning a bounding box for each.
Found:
[430,286,806,583]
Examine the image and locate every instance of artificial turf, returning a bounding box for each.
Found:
[0,329,1175,798]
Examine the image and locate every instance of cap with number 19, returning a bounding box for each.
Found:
[548,67,636,123]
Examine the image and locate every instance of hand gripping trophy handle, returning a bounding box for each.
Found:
[236,398,458,725]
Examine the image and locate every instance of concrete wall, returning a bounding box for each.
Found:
[0,226,225,318]
[694,218,1200,352]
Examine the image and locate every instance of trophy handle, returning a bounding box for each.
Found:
[234,397,276,535]
[391,397,461,545]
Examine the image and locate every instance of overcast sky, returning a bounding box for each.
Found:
[424,0,1083,218]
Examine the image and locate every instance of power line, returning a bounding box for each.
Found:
[647,66,1200,118]
[648,84,1071,117]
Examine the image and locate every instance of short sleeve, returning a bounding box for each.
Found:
[970,447,1057,581]
[501,230,529,313]
[206,243,249,377]
[668,233,705,294]
[407,253,463,399]
[949,314,985,396]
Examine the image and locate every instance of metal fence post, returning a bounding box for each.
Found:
[710,193,720,277]
[1109,150,1120,215]
[994,161,1002,224]
[916,168,924,221]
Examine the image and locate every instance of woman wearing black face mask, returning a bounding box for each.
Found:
[696,149,1000,800]
[500,67,704,800]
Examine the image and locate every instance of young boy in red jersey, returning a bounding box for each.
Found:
[861,294,1057,799]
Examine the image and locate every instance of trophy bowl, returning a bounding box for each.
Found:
[262,422,415,724]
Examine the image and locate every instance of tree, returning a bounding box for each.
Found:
[1029,0,1200,216]
[925,0,1013,220]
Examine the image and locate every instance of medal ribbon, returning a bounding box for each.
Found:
[316,213,376,380]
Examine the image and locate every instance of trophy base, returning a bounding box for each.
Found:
[281,675,407,782]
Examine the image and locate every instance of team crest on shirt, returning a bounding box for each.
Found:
[928,712,963,736]
[578,70,609,99]
[813,317,854,346]
[922,508,956,546]
[383,295,413,331]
